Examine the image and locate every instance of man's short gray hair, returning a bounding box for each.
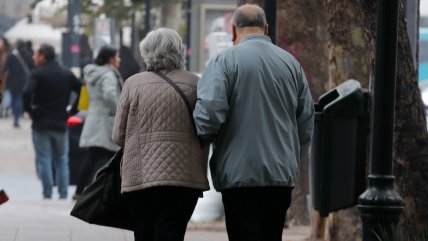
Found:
[232,4,267,30]
[139,28,186,70]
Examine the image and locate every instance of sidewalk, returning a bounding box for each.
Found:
[0,117,310,241]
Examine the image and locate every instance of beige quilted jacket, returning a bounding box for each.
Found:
[112,70,209,193]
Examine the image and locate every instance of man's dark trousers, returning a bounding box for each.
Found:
[221,186,293,241]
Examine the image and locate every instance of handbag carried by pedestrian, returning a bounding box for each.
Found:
[70,148,133,230]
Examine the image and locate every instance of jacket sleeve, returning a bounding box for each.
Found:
[100,71,120,114]
[112,81,130,147]
[193,55,230,137]
[296,67,315,161]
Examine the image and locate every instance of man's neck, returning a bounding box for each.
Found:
[234,28,265,45]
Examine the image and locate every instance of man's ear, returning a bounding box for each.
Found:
[232,24,237,42]
[264,24,269,36]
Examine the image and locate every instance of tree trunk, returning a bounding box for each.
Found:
[360,0,428,239]
[324,0,369,89]
[393,1,428,239]
[276,1,329,229]
[159,0,182,30]
[323,1,368,241]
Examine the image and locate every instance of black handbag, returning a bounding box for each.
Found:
[70,148,133,230]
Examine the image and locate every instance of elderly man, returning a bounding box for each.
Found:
[23,44,81,199]
[193,4,314,241]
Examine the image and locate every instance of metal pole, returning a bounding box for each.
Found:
[263,1,276,44]
[358,0,404,240]
[144,0,151,37]
[131,10,136,53]
[185,0,192,70]
[68,0,80,71]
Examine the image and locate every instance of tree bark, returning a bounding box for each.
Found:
[393,1,428,239]
[277,1,329,101]
[324,0,369,89]
[275,1,330,228]
[159,0,182,30]
[322,1,368,241]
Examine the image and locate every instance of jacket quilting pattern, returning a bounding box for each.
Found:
[113,70,209,193]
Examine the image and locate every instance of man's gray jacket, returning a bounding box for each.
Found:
[193,35,314,191]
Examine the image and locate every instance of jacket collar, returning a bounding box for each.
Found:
[241,34,272,43]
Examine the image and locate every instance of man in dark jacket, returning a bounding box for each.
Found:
[23,44,81,199]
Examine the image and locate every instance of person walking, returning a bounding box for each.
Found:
[193,4,315,241]
[4,40,35,127]
[23,43,81,199]
[112,28,209,241]
[73,46,123,200]
[0,36,9,111]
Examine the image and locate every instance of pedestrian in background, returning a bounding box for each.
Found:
[73,45,123,200]
[112,28,209,241]
[193,4,315,241]
[23,43,81,199]
[4,40,35,128]
[0,36,9,112]
[118,44,140,80]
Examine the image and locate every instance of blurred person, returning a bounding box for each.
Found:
[25,41,34,57]
[3,40,35,127]
[23,44,81,199]
[16,40,35,70]
[118,45,140,80]
[0,36,10,114]
[112,28,209,241]
[73,45,123,200]
[193,4,314,241]
[79,34,93,77]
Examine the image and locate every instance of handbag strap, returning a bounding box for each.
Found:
[152,71,196,131]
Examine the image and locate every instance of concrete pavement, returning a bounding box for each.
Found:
[0,116,310,241]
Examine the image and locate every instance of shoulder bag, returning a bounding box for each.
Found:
[70,148,133,230]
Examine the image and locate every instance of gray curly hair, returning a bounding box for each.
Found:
[139,28,186,71]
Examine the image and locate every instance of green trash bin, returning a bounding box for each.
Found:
[310,79,370,217]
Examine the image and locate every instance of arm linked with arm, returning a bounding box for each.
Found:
[296,69,315,161]
[193,56,230,142]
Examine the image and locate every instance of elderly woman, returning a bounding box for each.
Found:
[112,28,209,241]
